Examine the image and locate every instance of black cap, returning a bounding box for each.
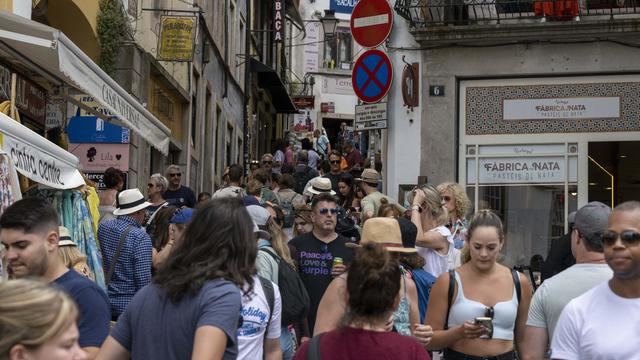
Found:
[397,217,417,249]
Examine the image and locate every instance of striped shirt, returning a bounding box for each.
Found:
[98,215,152,318]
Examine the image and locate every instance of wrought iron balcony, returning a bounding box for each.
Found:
[395,0,640,44]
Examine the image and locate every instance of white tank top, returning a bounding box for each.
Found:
[447,271,519,341]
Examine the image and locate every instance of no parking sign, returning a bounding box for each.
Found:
[351,49,393,103]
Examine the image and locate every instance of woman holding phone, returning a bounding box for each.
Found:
[423,210,532,360]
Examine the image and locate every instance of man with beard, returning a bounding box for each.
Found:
[0,197,110,359]
[551,201,640,359]
[288,193,353,336]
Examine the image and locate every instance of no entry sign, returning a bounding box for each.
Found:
[350,0,393,48]
[352,49,393,103]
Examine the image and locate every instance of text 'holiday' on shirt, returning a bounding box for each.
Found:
[289,232,354,332]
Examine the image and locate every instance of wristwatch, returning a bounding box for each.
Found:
[411,204,422,213]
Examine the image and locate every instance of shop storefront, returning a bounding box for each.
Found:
[459,75,640,266]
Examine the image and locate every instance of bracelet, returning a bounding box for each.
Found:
[411,204,422,213]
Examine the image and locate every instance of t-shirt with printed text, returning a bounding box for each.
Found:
[289,232,354,332]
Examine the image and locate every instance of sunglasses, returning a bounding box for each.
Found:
[169,173,182,178]
[330,160,341,164]
[262,161,273,164]
[601,230,640,247]
[441,196,452,202]
[147,183,155,187]
[484,306,494,319]
[318,207,338,215]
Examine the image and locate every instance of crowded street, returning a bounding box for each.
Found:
[1,0,639,359]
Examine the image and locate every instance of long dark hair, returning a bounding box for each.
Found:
[347,243,401,322]
[338,174,356,209]
[154,198,257,302]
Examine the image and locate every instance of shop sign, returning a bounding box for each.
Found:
[293,96,315,108]
[68,143,130,172]
[322,78,353,95]
[355,102,387,130]
[293,109,315,133]
[477,156,566,184]
[330,0,359,14]
[273,0,285,42]
[157,16,197,61]
[503,97,620,120]
[321,102,335,113]
[86,172,128,191]
[67,116,130,144]
[45,99,65,130]
[0,65,47,125]
[303,23,320,73]
[2,134,76,188]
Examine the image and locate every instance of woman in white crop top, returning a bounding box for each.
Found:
[422,210,532,360]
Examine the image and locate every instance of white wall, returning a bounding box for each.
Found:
[386,0,422,201]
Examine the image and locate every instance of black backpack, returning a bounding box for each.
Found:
[259,248,310,326]
[335,205,360,242]
[294,166,314,194]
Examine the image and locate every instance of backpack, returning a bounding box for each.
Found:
[280,193,302,228]
[294,166,313,194]
[335,205,360,242]
[410,268,437,323]
[259,248,310,326]
[258,276,275,341]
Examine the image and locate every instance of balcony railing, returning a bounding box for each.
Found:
[395,0,640,27]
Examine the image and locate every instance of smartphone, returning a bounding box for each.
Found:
[474,317,493,339]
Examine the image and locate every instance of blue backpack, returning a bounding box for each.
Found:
[411,268,437,323]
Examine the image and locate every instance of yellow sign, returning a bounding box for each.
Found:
[157,16,196,62]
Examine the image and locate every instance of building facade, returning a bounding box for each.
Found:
[395,0,640,266]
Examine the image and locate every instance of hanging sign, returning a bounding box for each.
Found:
[402,63,419,108]
[66,116,130,144]
[352,49,393,103]
[350,0,393,48]
[157,16,197,61]
[69,143,130,172]
[273,0,285,42]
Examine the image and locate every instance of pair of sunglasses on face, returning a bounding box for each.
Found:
[317,207,338,215]
[601,230,640,247]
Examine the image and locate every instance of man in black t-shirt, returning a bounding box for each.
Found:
[164,164,196,208]
[289,192,354,336]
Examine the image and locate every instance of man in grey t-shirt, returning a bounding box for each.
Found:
[520,202,613,360]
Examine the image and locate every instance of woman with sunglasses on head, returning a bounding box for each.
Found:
[144,173,169,234]
[97,198,252,360]
[410,184,461,278]
[422,210,532,360]
[438,182,472,250]
[1,279,86,360]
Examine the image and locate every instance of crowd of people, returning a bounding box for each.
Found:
[0,143,639,360]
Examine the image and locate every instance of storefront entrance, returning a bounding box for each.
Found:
[588,141,640,207]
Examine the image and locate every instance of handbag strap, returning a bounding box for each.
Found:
[307,333,324,360]
[444,270,455,330]
[105,225,134,286]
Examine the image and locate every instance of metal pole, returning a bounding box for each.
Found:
[243,0,252,178]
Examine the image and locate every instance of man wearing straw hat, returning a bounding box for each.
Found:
[98,188,153,321]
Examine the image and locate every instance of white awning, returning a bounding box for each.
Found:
[0,112,85,189]
[0,11,171,155]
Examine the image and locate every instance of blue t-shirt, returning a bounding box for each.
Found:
[111,279,242,360]
[53,269,110,348]
[164,185,196,208]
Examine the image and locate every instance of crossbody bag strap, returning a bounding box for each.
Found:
[444,269,455,330]
[307,333,324,360]
[144,202,168,228]
[105,225,134,286]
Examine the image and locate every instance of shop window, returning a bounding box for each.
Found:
[323,27,352,70]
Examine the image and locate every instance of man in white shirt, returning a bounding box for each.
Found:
[521,202,613,360]
[551,201,640,360]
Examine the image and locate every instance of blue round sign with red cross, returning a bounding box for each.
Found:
[352,49,393,103]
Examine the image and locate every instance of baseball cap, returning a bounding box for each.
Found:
[169,208,194,224]
[574,202,611,240]
[246,205,271,240]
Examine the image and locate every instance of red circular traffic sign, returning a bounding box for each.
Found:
[351,49,393,103]
[350,0,394,48]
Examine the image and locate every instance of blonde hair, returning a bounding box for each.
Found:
[0,279,78,356]
[57,246,87,270]
[266,218,295,269]
[418,184,449,226]
[377,198,400,218]
[437,182,471,220]
[293,204,313,237]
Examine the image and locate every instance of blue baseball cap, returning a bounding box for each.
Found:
[169,208,194,224]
